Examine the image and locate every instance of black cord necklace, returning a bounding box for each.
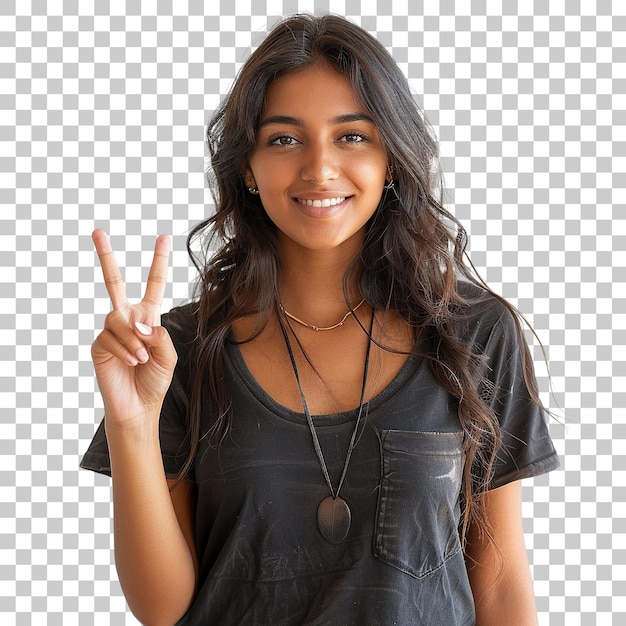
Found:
[279,308,374,544]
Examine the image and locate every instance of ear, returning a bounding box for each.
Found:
[241,164,256,189]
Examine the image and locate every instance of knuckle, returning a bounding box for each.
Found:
[92,328,110,346]
[104,275,124,288]
[90,338,101,356]
[104,309,124,328]
[147,271,167,283]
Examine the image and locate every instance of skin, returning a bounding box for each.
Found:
[240,65,409,414]
[90,65,539,624]
[465,481,539,625]
[245,64,389,259]
[91,230,198,625]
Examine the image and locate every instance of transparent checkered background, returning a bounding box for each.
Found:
[0,0,624,624]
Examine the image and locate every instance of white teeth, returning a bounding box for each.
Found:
[296,197,346,208]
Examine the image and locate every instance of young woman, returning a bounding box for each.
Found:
[82,14,559,625]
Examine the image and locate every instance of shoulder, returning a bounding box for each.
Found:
[455,280,520,350]
[161,301,199,355]
[162,301,198,331]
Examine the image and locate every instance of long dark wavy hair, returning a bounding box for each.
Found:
[184,13,543,546]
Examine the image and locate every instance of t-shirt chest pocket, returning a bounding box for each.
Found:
[374,430,465,579]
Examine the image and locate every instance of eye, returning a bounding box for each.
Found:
[339,132,368,144]
[269,135,299,146]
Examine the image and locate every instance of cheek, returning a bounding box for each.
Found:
[355,155,388,183]
[252,163,288,195]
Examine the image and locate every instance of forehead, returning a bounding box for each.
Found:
[260,65,368,121]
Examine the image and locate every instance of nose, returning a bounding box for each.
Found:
[300,142,339,184]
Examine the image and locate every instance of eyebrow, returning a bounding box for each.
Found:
[258,112,374,128]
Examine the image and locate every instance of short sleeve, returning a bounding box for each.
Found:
[79,303,197,479]
[475,307,560,490]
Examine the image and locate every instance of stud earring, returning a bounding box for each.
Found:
[248,186,259,195]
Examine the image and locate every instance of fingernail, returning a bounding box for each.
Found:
[135,321,153,336]
[136,348,149,364]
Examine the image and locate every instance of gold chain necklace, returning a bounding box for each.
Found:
[278,299,366,331]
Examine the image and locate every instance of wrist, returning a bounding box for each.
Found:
[105,415,166,480]
[104,410,161,444]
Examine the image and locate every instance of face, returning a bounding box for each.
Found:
[245,64,389,255]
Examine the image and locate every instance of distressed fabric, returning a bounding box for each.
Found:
[81,286,559,625]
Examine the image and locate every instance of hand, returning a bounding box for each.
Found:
[91,230,178,427]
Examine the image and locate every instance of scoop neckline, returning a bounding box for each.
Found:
[226,337,426,427]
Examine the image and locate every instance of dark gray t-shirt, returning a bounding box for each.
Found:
[81,290,559,625]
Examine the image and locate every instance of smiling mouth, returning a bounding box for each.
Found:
[295,197,347,208]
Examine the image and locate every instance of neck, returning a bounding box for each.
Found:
[278,239,364,329]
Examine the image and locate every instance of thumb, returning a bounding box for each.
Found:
[134,322,177,369]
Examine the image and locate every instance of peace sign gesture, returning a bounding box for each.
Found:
[91,230,178,429]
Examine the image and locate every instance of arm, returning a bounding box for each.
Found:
[465,480,538,626]
[106,420,199,625]
[91,230,198,625]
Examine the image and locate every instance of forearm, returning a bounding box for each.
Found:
[466,482,538,626]
[472,569,538,626]
[106,417,197,626]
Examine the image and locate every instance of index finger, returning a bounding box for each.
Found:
[142,234,171,311]
[92,229,128,311]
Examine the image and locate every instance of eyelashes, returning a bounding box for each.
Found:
[266,130,371,147]
[269,135,299,146]
[339,132,369,143]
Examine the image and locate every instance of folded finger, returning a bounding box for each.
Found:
[104,309,150,364]
[92,328,141,367]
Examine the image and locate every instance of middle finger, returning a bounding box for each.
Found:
[142,234,171,315]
